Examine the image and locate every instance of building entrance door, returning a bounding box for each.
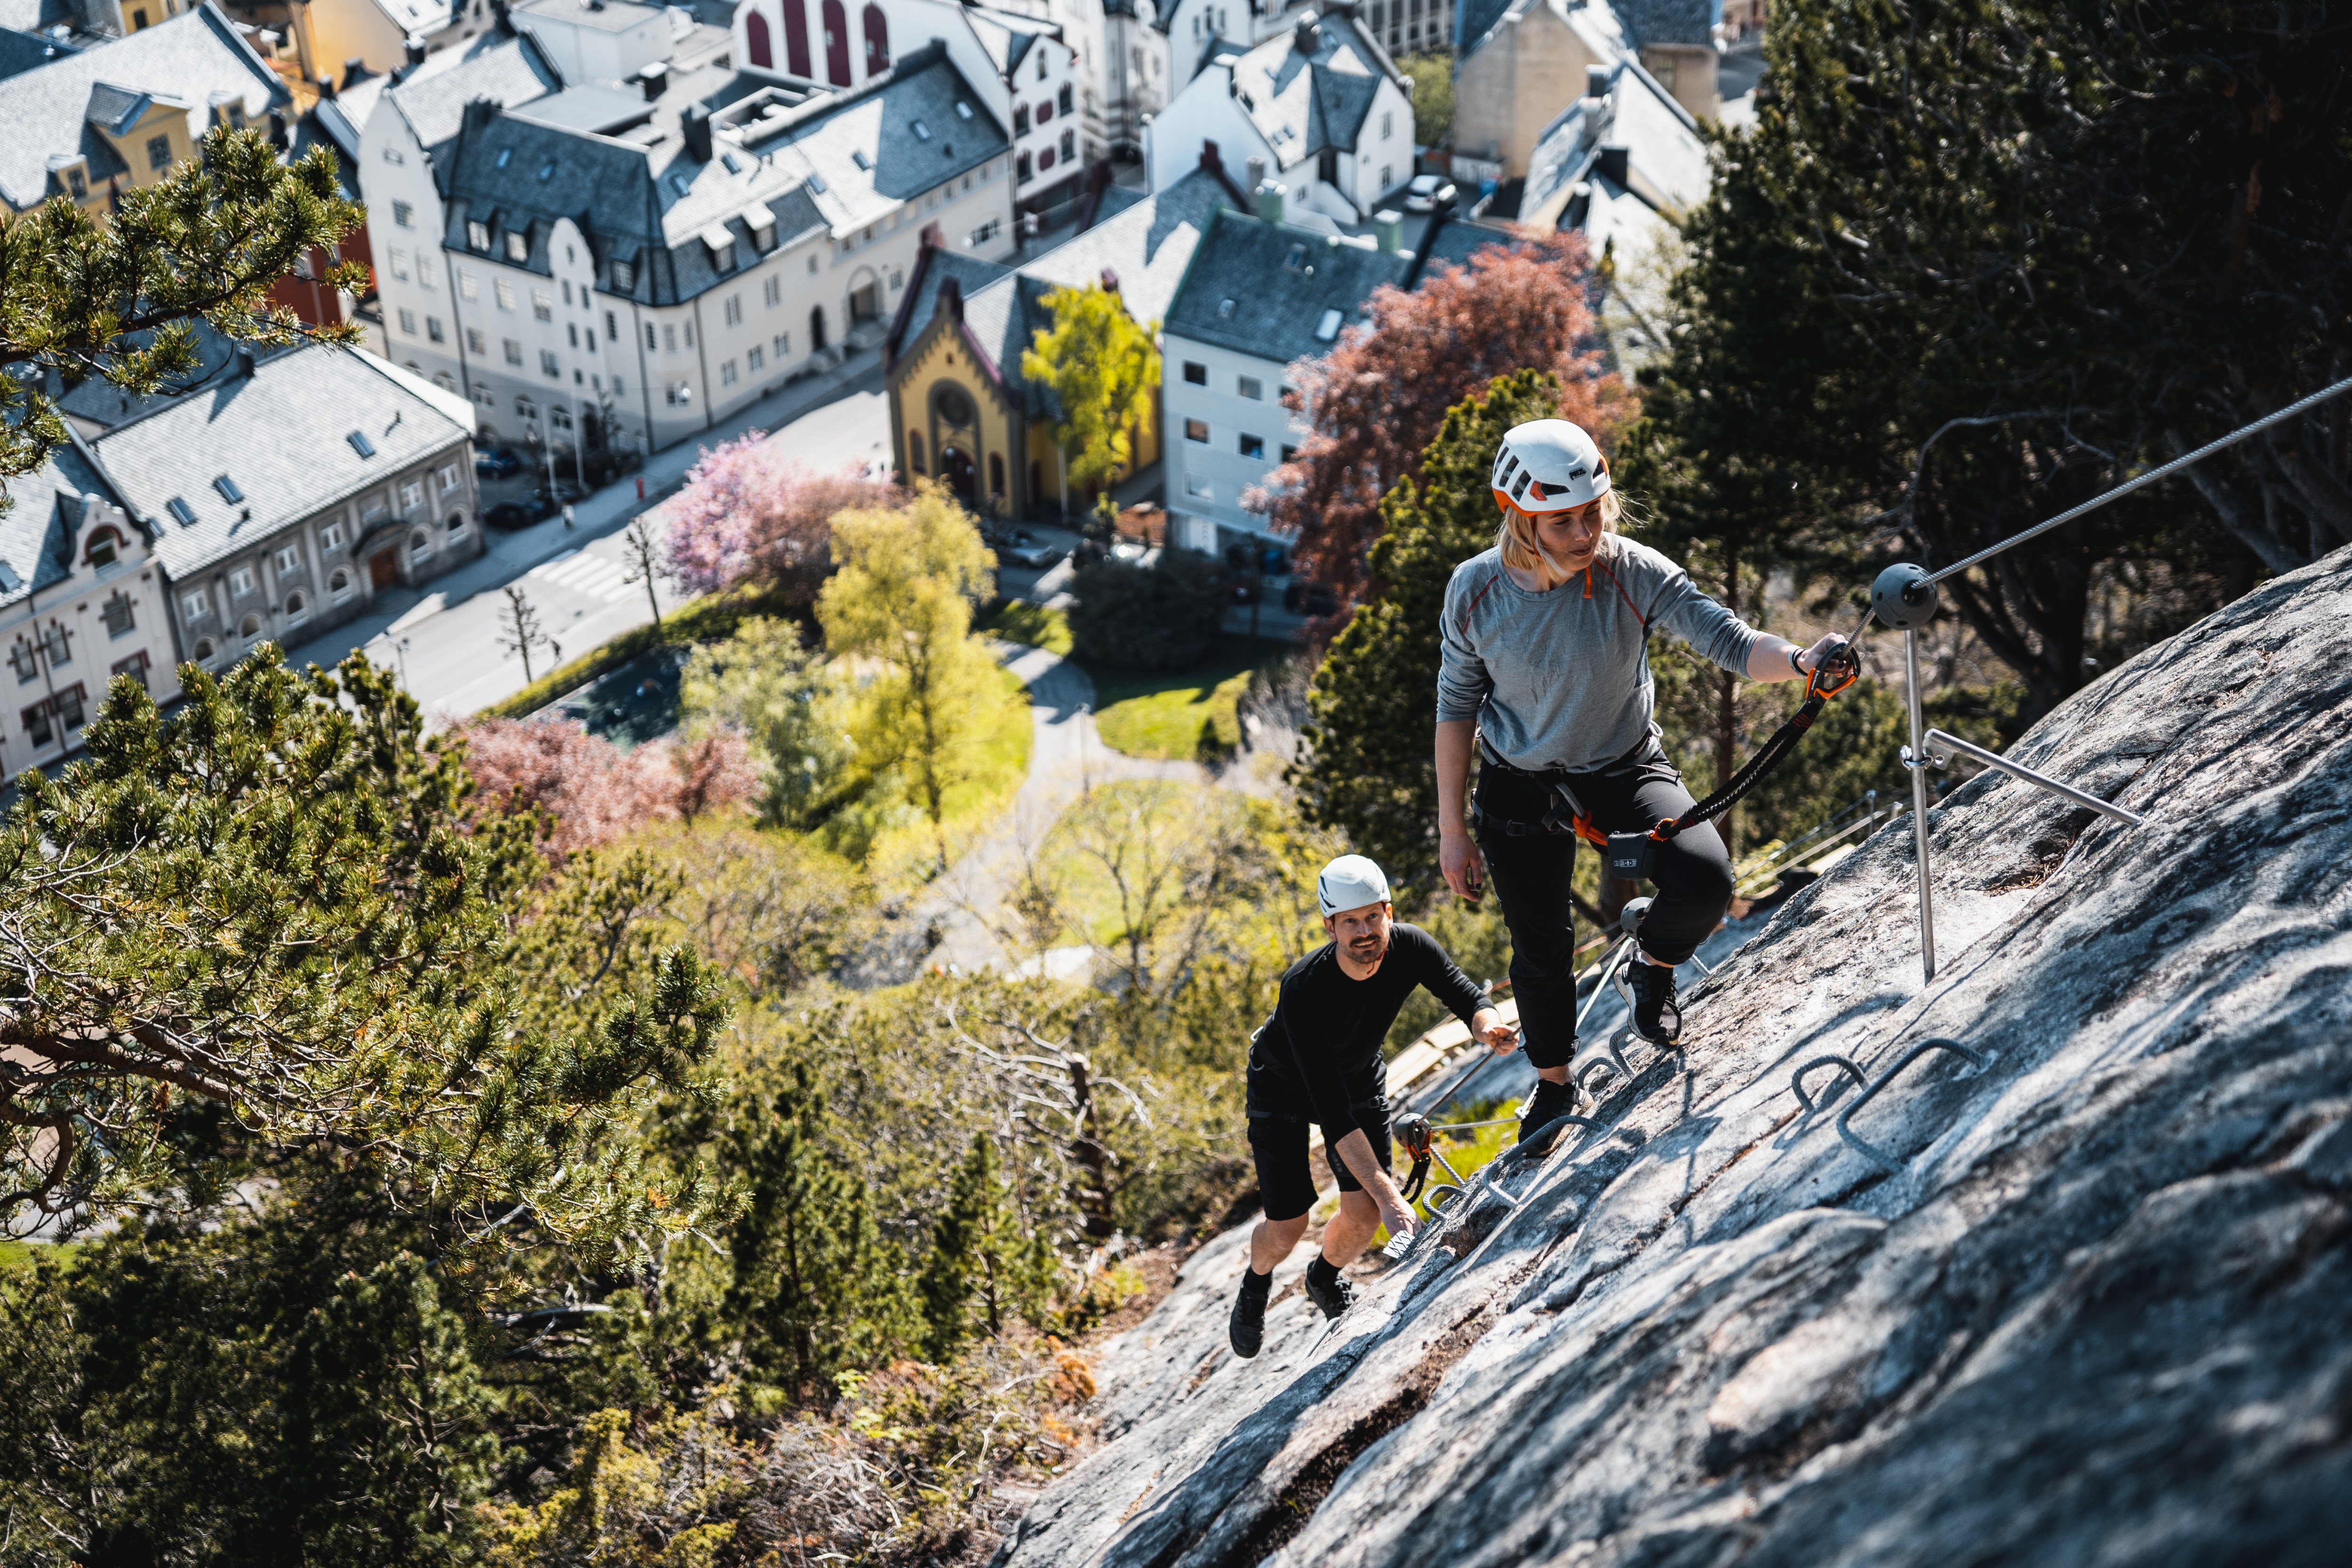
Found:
[369,549,398,590]
[942,445,976,498]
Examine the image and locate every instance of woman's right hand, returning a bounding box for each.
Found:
[1440,826,1486,903]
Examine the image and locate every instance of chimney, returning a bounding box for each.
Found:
[234,346,258,379]
[681,103,713,164]
[1594,143,1629,188]
[317,73,336,100]
[267,108,289,149]
[1586,64,1610,100]
[1293,11,1320,54]
[1256,178,1284,224]
[404,37,427,67]
[1373,207,1401,253]
[342,57,369,88]
[940,276,963,322]
[1245,154,1265,194]
[1199,138,1224,178]
[639,60,668,99]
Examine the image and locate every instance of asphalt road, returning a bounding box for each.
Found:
[283,355,890,721]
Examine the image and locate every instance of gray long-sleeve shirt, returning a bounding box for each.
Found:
[1437,539,1762,773]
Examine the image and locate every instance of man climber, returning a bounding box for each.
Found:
[1230,855,1519,1358]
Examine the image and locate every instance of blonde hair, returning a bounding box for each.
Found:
[1495,488,1624,577]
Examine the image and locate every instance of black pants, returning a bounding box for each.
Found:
[1475,746,1734,1070]
[1249,1109,1392,1224]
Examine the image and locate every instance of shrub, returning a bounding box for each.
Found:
[1066,550,1227,671]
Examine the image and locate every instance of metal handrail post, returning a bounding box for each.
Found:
[1922,729,2147,826]
[1904,629,1937,981]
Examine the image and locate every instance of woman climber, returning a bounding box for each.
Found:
[1434,419,1850,1140]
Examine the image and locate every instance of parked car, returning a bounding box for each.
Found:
[1405,174,1457,214]
[1004,542,1063,570]
[484,501,537,530]
[475,447,524,478]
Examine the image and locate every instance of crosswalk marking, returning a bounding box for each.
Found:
[527,550,636,603]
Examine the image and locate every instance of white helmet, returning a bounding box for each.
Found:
[1316,854,1391,917]
[1491,420,1611,514]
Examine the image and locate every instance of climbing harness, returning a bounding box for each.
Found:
[1790,1036,1991,1173]
[1605,646,1863,883]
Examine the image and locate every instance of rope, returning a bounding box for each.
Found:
[1651,650,1861,847]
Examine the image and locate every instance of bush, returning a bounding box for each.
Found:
[1066,549,1227,671]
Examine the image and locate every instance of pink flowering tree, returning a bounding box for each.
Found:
[454,717,758,858]
[664,432,901,606]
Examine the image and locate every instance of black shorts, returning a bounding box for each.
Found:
[1249,1109,1392,1223]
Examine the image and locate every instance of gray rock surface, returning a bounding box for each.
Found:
[995,548,2352,1568]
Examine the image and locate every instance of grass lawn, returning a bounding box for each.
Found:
[977,600,1073,656]
[0,1239,78,1275]
[1084,637,1292,762]
[858,659,1034,893]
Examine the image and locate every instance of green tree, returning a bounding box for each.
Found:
[722,1066,907,1391]
[1022,282,1161,496]
[1293,371,1564,905]
[679,616,853,828]
[816,485,999,860]
[0,648,727,1255]
[1065,548,1230,670]
[915,1134,1055,1360]
[1394,50,1455,149]
[0,126,364,496]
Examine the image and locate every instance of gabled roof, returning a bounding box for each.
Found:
[1459,0,1630,67]
[1407,210,1529,279]
[90,343,471,582]
[1217,9,1399,169]
[1519,54,1706,232]
[1162,204,1407,366]
[0,436,132,612]
[0,3,285,210]
[1617,0,1711,48]
[375,30,559,166]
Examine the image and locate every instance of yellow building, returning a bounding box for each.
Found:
[882,160,1243,518]
[0,4,289,220]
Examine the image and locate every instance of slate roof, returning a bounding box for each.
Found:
[0,25,72,82]
[0,3,285,210]
[1216,8,1398,170]
[89,343,471,581]
[0,437,130,611]
[1617,0,1710,47]
[1162,204,1406,365]
[955,166,1240,413]
[889,248,1018,359]
[1409,210,1528,276]
[55,326,296,432]
[1519,54,1705,230]
[375,30,558,169]
[437,40,1002,307]
[1458,0,1629,65]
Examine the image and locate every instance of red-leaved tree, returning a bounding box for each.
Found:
[665,433,902,604]
[1247,232,1636,615]
[455,718,759,857]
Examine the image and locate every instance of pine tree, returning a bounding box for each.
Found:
[1292,371,1565,904]
[916,1135,1055,1361]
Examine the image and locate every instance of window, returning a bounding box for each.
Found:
[427,317,445,343]
[560,279,571,305]
[773,332,790,359]
[182,587,209,620]
[495,279,516,310]
[605,310,619,340]
[230,566,255,597]
[514,396,536,421]
[684,322,694,346]
[399,481,424,512]
[86,529,119,567]
[321,521,344,551]
[1184,418,1209,444]
[969,217,1000,246]
[350,430,376,458]
[1014,106,1030,139]
[389,247,411,281]
[724,295,743,326]
[238,613,264,645]
[40,623,69,668]
[809,254,819,273]
[447,511,468,538]
[613,259,636,291]
[8,640,35,682]
[1017,152,1033,183]
[666,383,693,406]
[459,269,479,300]
[437,464,460,493]
[167,497,197,527]
[102,591,135,637]
[1382,111,1393,140]
[1182,361,1208,385]
[22,700,53,750]
[748,344,765,370]
[763,277,780,308]
[383,145,404,165]
[1240,433,1266,459]
[192,638,215,663]
[505,231,529,263]
[284,591,309,626]
[330,568,354,603]
[398,308,417,335]
[274,545,302,574]
[409,528,435,563]
[1315,308,1344,342]
[1060,129,1075,161]
[540,350,561,378]
[1185,474,1213,499]
[111,651,149,690]
[532,288,553,321]
[646,323,659,351]
[1237,375,1264,400]
[907,431,925,472]
[66,167,86,198]
[469,221,490,251]
[721,359,739,386]
[1380,165,1392,190]
[466,327,486,355]
[1037,50,1047,80]
[989,452,1004,496]
[360,494,389,523]
[1281,445,1299,463]
[504,338,524,365]
[568,323,578,348]
[146,134,172,170]
[1059,83,1073,115]
[54,685,83,732]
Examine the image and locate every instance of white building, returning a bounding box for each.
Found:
[730,0,1098,222]
[0,434,183,782]
[1145,8,1411,225]
[357,2,1020,460]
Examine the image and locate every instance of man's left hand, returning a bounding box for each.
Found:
[1472,1008,1519,1054]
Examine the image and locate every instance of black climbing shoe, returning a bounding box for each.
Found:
[1230,1269,1271,1357]
[1625,957,1682,1043]
[1517,1077,1578,1144]
[1303,1260,1355,1320]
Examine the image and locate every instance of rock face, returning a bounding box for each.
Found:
[996,549,2352,1568]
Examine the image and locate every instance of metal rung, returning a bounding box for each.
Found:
[1793,1036,1991,1173]
[1922,729,2147,826]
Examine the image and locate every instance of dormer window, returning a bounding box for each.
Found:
[85,528,120,568]
[612,258,636,290]
[468,221,491,250]
[63,165,87,199]
[505,230,529,262]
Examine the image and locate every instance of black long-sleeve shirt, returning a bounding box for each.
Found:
[1247,923,1488,1138]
